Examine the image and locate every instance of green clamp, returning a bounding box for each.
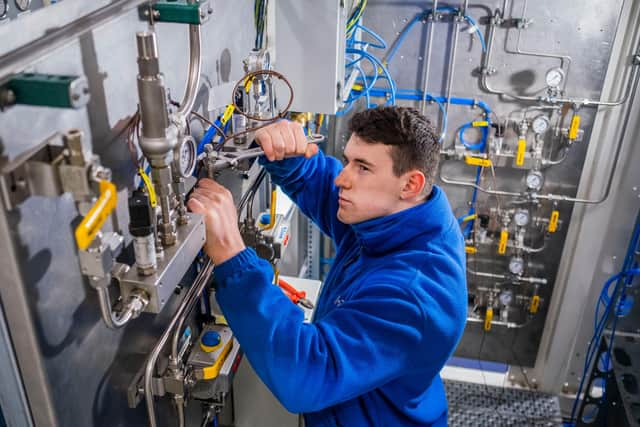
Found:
[1,73,90,109]
[141,0,212,25]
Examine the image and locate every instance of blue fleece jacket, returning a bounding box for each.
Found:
[214,151,467,426]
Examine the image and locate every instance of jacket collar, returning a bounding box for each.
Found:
[350,186,451,255]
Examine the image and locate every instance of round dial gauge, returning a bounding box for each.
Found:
[499,290,514,306]
[514,209,530,227]
[174,136,197,178]
[526,171,544,191]
[14,0,30,11]
[0,1,8,19]
[509,257,525,275]
[545,67,565,89]
[531,115,550,134]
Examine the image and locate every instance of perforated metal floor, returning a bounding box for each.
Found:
[445,379,563,427]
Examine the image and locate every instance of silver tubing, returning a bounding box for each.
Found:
[420,0,438,115]
[177,24,202,119]
[144,259,214,427]
[482,5,639,106]
[444,12,461,120]
[468,268,548,285]
[96,287,135,329]
[466,317,532,329]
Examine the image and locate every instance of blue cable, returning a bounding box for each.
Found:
[458,121,488,151]
[349,23,387,49]
[345,47,396,106]
[385,7,486,66]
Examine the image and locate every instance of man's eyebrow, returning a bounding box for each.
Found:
[343,153,376,168]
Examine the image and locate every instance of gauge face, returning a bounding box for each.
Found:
[509,257,525,275]
[514,209,530,227]
[499,290,514,306]
[531,115,550,134]
[14,0,29,11]
[526,171,544,191]
[545,67,565,88]
[174,136,197,178]
[0,0,8,19]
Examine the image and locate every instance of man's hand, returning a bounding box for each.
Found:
[255,120,319,162]
[187,179,246,265]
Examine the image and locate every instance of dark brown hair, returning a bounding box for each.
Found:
[349,106,439,195]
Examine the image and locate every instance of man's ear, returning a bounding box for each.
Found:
[400,170,426,200]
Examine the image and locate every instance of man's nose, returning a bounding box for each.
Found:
[334,168,351,189]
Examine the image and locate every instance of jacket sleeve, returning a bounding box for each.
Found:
[259,151,349,244]
[214,248,444,414]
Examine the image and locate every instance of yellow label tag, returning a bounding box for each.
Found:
[498,229,509,254]
[465,246,477,254]
[465,156,492,168]
[221,104,235,125]
[244,77,253,93]
[548,210,560,233]
[472,121,489,127]
[516,139,526,166]
[138,168,157,208]
[484,307,493,331]
[75,180,117,250]
[569,114,581,140]
[530,295,540,313]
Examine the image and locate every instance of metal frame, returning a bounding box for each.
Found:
[517,0,640,399]
[0,296,32,427]
[0,197,57,426]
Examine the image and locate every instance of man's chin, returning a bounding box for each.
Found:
[337,208,354,224]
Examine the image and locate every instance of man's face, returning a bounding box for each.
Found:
[334,134,407,224]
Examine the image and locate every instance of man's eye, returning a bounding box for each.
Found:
[358,164,369,172]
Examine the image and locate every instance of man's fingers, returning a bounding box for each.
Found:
[197,178,228,193]
[187,196,206,214]
[255,128,275,161]
[304,143,319,159]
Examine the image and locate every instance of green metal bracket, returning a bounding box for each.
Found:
[142,0,212,25]
[1,73,90,109]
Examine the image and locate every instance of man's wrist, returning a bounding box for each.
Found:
[212,242,246,265]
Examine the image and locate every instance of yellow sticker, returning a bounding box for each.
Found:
[221,104,235,125]
[138,168,157,208]
[530,295,540,313]
[569,114,581,140]
[484,307,493,331]
[516,139,526,166]
[548,210,559,233]
[465,246,477,254]
[498,229,509,255]
[472,121,489,127]
[465,156,492,168]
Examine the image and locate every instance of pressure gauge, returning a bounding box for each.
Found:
[526,171,544,191]
[173,136,197,178]
[508,257,525,275]
[531,115,550,134]
[0,0,8,19]
[14,0,29,11]
[514,209,530,227]
[499,290,514,306]
[545,67,565,89]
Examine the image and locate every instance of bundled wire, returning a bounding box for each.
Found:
[254,0,269,49]
[568,211,640,425]
[346,0,367,39]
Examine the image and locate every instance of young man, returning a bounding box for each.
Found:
[188,106,467,426]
